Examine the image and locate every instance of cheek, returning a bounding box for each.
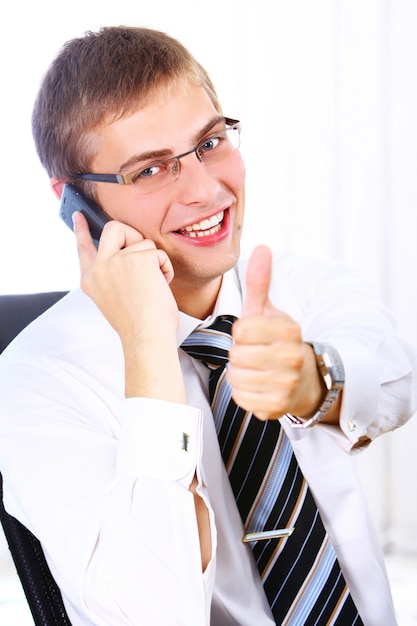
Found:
[225,152,246,193]
[97,185,167,235]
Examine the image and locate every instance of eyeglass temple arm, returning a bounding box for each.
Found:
[75,173,127,184]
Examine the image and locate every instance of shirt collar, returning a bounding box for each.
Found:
[177,266,242,346]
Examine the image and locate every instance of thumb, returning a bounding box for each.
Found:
[242,245,273,317]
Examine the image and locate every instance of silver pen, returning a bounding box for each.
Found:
[242,528,295,543]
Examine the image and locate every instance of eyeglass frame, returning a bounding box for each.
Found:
[73,117,241,188]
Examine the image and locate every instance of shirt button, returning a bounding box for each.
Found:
[348,419,358,432]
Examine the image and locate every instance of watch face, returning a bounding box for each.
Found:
[287,342,345,428]
[311,342,345,388]
[327,348,345,386]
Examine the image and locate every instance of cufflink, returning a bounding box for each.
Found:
[181,432,190,451]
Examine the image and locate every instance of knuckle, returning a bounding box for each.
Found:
[231,319,245,342]
[79,272,94,297]
[254,412,268,422]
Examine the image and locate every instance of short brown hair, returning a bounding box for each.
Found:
[32,26,221,182]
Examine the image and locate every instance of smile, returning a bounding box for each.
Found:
[177,211,224,238]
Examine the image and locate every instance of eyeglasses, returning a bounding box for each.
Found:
[74,117,241,195]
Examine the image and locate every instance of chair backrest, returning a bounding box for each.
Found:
[0,291,72,625]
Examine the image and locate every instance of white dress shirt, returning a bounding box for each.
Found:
[0,253,415,626]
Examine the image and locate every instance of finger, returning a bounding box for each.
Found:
[229,387,289,421]
[72,211,98,275]
[242,245,273,317]
[96,219,145,255]
[228,365,298,393]
[155,249,175,284]
[118,240,175,284]
[232,312,302,345]
[229,339,303,371]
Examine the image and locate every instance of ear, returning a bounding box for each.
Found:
[50,177,68,200]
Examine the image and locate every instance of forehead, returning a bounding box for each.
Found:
[90,85,222,171]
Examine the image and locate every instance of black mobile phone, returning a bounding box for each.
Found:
[59,183,111,247]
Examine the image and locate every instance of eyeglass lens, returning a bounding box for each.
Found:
[132,126,240,193]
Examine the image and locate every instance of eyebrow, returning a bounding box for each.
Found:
[118,115,226,173]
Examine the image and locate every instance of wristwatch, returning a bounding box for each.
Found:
[285,341,345,428]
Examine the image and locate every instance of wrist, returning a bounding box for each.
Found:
[124,339,186,403]
[286,342,345,428]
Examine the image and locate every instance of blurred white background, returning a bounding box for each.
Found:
[1,0,417,622]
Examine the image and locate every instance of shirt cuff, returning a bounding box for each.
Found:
[116,397,203,485]
[318,337,379,451]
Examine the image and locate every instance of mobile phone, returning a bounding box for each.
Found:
[59,183,111,247]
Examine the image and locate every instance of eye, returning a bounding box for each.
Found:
[199,134,222,153]
[130,160,172,183]
[131,164,162,181]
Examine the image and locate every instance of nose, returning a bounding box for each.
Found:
[174,151,221,205]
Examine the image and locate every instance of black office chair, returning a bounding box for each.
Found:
[0,291,72,625]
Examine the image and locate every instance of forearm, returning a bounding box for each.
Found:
[327,334,415,449]
[287,342,342,425]
[122,337,211,572]
[123,335,187,403]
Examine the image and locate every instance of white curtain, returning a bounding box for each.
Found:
[234,1,417,554]
[1,0,416,554]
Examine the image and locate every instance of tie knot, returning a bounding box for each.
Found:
[181,315,236,366]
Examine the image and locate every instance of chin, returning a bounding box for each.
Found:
[174,247,239,286]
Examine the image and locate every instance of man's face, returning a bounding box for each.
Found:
[90,85,245,297]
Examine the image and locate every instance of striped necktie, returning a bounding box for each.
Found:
[181,315,363,625]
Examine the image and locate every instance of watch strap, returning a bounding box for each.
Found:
[285,342,344,429]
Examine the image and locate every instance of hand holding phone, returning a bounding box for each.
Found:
[59,183,111,247]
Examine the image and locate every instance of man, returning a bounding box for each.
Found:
[0,26,415,625]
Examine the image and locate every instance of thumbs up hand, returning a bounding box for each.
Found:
[228,245,324,421]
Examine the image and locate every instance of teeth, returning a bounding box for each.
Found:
[183,211,224,233]
[186,224,222,238]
